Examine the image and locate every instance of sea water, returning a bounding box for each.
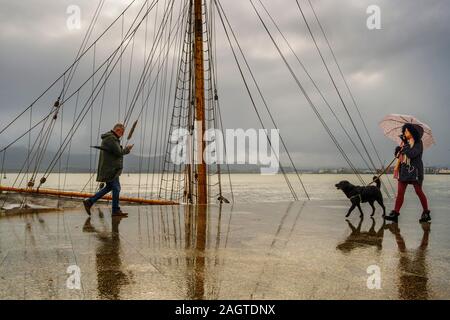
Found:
[1,173,448,203]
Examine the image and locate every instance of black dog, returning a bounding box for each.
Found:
[335,177,386,218]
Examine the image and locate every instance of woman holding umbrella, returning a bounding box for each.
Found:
[380,115,434,223]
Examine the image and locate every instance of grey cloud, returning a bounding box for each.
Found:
[0,0,449,169]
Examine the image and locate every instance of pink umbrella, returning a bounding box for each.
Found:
[379,114,435,149]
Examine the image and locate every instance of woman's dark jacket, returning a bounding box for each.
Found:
[96,131,130,183]
[398,140,424,184]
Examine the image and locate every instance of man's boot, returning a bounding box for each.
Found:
[83,199,92,216]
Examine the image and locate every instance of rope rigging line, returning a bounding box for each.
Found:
[247,0,366,185]
[0,0,146,137]
[135,1,173,198]
[39,1,164,184]
[215,0,310,200]
[158,0,187,201]
[89,44,97,192]
[1,0,162,161]
[156,0,177,184]
[147,0,167,199]
[158,0,235,203]
[204,0,227,202]
[0,109,55,154]
[26,106,33,185]
[62,91,80,191]
[137,0,154,199]
[0,151,6,187]
[79,72,108,194]
[256,0,376,178]
[57,0,162,116]
[294,0,376,167]
[294,0,391,193]
[122,0,188,132]
[305,0,395,196]
[203,0,232,202]
[138,0,151,198]
[61,0,106,103]
[121,0,176,124]
[101,0,188,200]
[5,110,55,192]
[128,2,185,200]
[214,0,299,201]
[159,0,194,201]
[122,0,182,127]
[78,0,185,198]
[118,14,125,122]
[0,0,397,205]
[209,0,234,202]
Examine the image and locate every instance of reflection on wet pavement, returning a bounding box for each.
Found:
[337,218,385,253]
[0,200,449,299]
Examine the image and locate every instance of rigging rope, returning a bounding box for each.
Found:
[256,0,375,176]
[305,0,395,196]
[248,0,366,185]
[0,0,142,137]
[215,0,309,200]
[40,1,163,183]
[215,0,299,200]
[294,0,391,193]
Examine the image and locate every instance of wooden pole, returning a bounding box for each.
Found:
[194,0,207,204]
[0,186,178,206]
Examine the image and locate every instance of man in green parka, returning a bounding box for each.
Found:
[83,123,133,217]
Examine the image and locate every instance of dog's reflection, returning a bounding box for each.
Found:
[337,217,385,253]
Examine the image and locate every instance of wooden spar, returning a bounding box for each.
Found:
[194,0,207,204]
[0,186,178,206]
[127,120,138,140]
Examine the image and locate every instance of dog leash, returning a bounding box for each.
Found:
[367,157,397,187]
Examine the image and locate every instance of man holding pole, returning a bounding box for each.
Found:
[83,123,134,217]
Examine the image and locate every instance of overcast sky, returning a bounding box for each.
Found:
[0,0,449,169]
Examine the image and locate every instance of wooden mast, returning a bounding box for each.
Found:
[194,0,207,205]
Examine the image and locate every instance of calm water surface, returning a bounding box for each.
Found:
[2,173,448,203]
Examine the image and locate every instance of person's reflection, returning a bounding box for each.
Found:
[83,216,131,300]
[387,222,430,300]
[337,217,385,253]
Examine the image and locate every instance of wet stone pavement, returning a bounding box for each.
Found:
[0,200,449,300]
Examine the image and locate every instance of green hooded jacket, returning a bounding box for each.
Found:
[96,131,130,183]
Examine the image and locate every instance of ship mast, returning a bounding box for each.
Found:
[194,0,207,205]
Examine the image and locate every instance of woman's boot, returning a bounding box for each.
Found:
[385,210,400,223]
[419,210,431,223]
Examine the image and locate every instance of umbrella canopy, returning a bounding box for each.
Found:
[379,114,435,149]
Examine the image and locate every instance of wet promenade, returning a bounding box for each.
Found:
[0,200,449,300]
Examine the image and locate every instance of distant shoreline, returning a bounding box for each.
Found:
[2,171,450,175]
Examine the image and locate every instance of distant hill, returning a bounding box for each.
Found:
[0,147,267,173]
[0,146,163,173]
